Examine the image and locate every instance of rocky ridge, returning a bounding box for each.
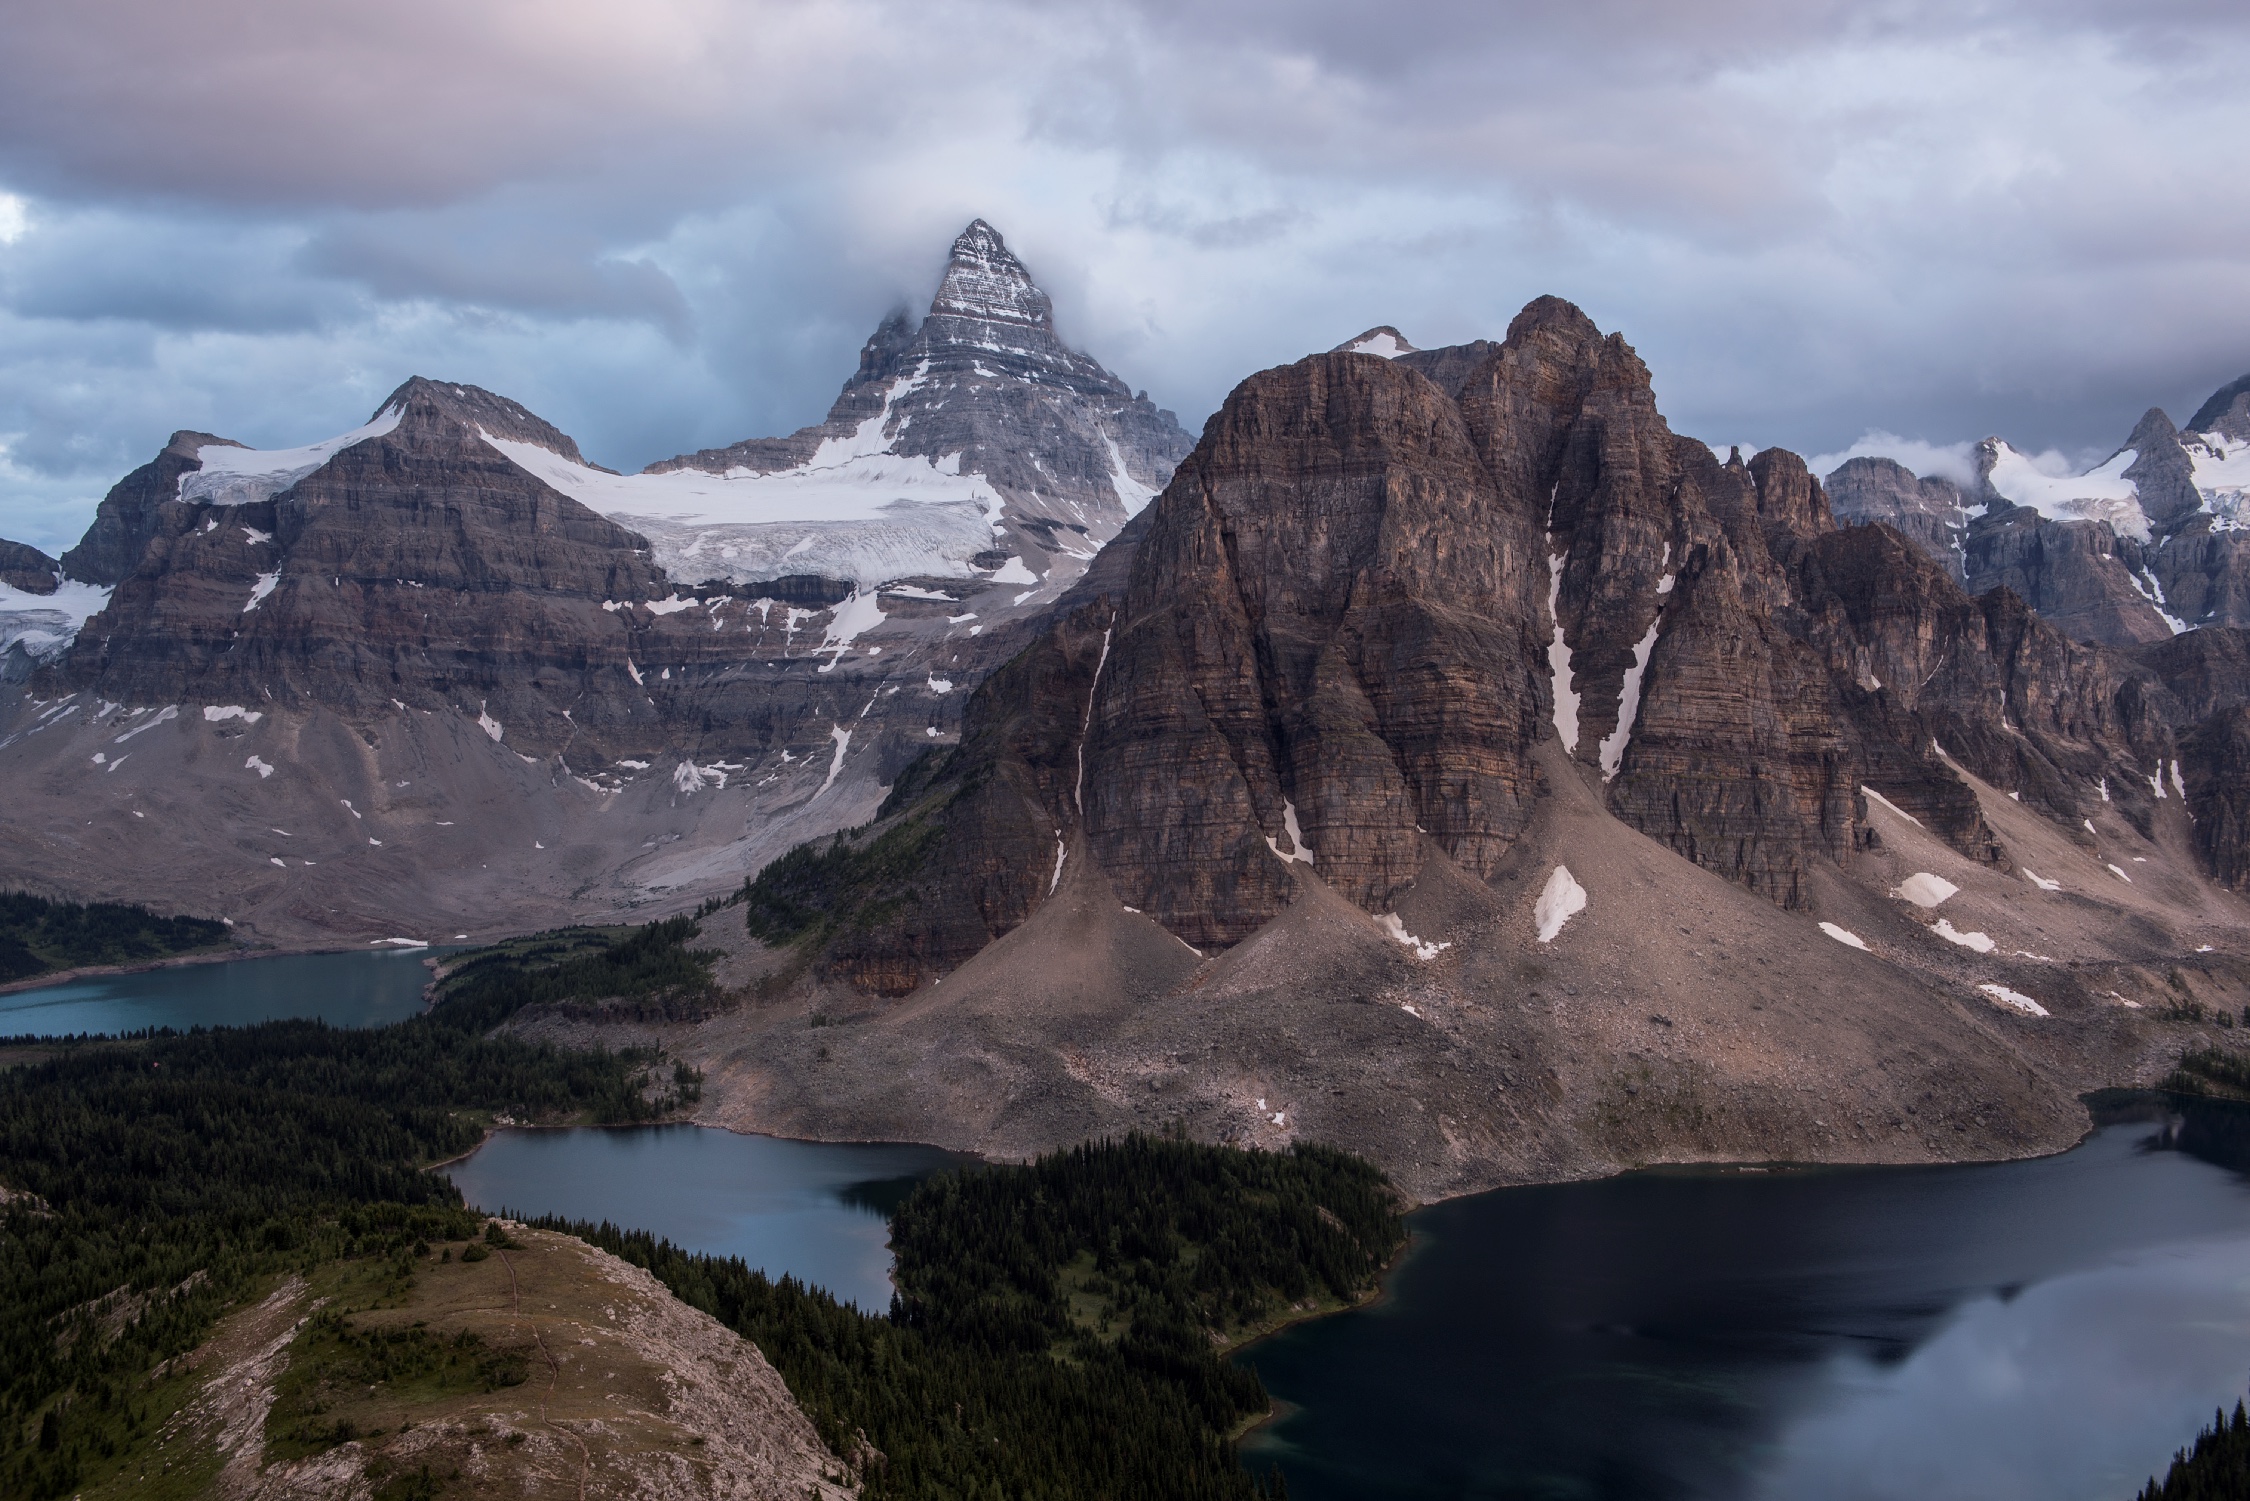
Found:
[645,296,2250,1200]
[0,224,1189,943]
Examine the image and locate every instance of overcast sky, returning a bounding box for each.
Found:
[2,0,2247,554]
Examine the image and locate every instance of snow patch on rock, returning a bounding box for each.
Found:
[1535,865,1587,943]
[1891,872,1959,908]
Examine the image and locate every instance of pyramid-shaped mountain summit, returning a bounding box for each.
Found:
[640,220,1192,597]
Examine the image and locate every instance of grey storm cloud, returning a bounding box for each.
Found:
[2,0,2250,553]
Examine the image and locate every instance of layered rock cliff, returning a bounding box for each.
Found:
[1824,456,1967,581]
[760,297,2204,999]
[657,299,2250,1203]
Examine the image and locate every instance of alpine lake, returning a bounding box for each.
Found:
[15,948,2250,1500]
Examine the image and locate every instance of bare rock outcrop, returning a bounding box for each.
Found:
[772,296,2192,997]
[1823,455,1967,581]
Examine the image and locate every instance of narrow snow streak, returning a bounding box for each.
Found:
[814,725,850,799]
[1819,922,1869,951]
[1267,799,1315,866]
[1598,612,1663,781]
[1050,834,1068,893]
[1074,625,1113,815]
[1979,982,2049,1017]
[1860,785,1922,826]
[1546,556,1579,752]
[2022,869,2062,891]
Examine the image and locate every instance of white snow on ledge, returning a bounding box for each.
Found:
[1983,441,2150,543]
[1819,922,1869,950]
[0,577,113,661]
[182,406,403,507]
[1535,865,1587,943]
[1378,913,1449,960]
[1891,872,1958,908]
[1979,982,2049,1017]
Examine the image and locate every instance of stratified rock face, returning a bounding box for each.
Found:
[2187,375,2250,436]
[637,220,1193,603]
[1962,502,2175,646]
[1824,456,1967,580]
[58,432,241,585]
[1083,351,1551,945]
[792,297,2183,992]
[57,381,668,747]
[0,539,58,594]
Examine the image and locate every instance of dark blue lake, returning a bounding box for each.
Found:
[1238,1113,2250,1501]
[441,1124,977,1311]
[0,946,448,1036]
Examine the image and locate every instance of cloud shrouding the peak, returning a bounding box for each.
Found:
[2,0,2249,551]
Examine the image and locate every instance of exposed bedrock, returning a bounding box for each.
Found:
[781,296,2223,998]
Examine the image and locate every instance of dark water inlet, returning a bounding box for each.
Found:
[1238,1107,2250,1501]
[0,945,452,1036]
[440,1124,977,1310]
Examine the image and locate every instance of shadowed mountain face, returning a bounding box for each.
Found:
[782,296,2219,991]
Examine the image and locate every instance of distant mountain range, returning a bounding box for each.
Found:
[0,223,1189,944]
[5,230,2250,1197]
[1825,384,2250,648]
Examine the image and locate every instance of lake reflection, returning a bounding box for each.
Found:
[442,1125,977,1310]
[0,947,447,1036]
[1240,1117,2250,1501]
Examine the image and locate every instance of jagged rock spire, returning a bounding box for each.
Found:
[926,219,1057,341]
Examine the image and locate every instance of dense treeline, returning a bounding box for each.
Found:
[428,915,724,1028]
[547,1134,1402,1501]
[2138,1401,2250,1500]
[1,907,1404,1500]
[2169,1048,2250,1103]
[0,890,231,984]
[740,819,941,945]
[0,940,686,1499]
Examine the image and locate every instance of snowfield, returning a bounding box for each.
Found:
[180,406,403,507]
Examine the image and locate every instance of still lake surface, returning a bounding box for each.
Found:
[442,1125,978,1311]
[1239,1114,2250,1501]
[0,946,448,1036]
[19,944,2242,1496]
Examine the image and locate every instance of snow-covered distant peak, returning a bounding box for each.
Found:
[1981,440,2151,542]
[178,406,404,507]
[2186,429,2250,531]
[1335,327,1415,359]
